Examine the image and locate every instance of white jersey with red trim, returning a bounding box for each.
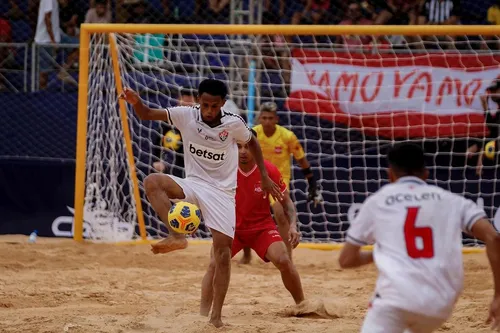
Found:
[346,176,486,319]
[165,105,252,191]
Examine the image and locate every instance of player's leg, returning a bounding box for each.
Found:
[239,247,252,264]
[200,247,215,316]
[361,303,407,333]
[195,184,237,327]
[272,201,293,260]
[209,228,233,328]
[144,174,190,254]
[405,311,446,333]
[200,237,243,317]
[264,236,304,304]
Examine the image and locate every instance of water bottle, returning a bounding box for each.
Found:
[28,230,38,243]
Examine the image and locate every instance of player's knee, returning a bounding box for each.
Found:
[144,173,162,195]
[207,257,217,273]
[275,253,293,273]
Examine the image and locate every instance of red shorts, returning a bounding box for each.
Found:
[231,225,283,262]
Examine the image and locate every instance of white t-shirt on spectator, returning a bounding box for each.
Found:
[35,0,61,43]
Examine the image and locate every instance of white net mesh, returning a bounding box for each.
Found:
[83,30,500,244]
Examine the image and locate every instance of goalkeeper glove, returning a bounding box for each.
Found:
[303,168,323,208]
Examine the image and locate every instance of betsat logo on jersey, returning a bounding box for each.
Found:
[189,142,226,163]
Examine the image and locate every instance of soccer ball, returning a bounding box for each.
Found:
[485,140,496,160]
[163,130,182,151]
[168,201,202,234]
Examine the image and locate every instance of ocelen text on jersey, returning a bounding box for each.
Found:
[385,192,442,206]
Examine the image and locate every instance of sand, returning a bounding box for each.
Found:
[0,235,494,333]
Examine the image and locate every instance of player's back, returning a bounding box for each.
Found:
[349,176,486,319]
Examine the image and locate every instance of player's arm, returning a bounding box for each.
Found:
[338,243,374,269]
[120,87,169,121]
[470,219,500,296]
[278,189,301,248]
[152,122,168,173]
[278,189,297,228]
[247,135,283,200]
[297,156,322,205]
[469,218,500,327]
[476,147,485,176]
[339,197,375,269]
[481,93,490,112]
[289,133,322,206]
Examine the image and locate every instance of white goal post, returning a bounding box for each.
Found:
[74,24,500,250]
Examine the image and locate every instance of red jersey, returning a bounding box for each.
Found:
[236,160,287,231]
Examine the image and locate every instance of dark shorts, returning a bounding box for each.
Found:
[38,47,56,73]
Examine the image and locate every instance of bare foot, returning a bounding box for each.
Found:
[209,316,224,328]
[151,236,188,254]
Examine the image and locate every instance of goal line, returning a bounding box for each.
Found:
[110,239,486,254]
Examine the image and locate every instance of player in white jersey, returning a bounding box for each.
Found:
[339,142,500,333]
[120,79,282,328]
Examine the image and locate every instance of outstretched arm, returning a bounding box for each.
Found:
[120,87,170,121]
[247,135,283,200]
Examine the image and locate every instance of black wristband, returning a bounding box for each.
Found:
[302,167,313,177]
[307,174,317,190]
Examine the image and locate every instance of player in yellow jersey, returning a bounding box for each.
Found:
[240,102,322,263]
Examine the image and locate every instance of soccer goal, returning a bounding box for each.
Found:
[74,24,500,249]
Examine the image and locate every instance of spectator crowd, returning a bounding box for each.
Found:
[0,0,499,91]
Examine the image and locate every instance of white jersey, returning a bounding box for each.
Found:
[346,176,486,319]
[165,105,252,191]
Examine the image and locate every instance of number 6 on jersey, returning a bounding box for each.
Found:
[404,207,434,259]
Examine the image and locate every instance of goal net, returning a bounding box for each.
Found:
[77,25,500,245]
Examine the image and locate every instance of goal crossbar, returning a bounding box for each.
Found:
[79,24,500,36]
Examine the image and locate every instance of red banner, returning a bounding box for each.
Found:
[287,50,500,138]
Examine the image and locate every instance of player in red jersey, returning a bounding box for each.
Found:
[200,134,305,316]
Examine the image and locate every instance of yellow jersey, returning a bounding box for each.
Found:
[253,124,305,182]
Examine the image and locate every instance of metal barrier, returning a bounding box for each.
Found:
[31,43,80,92]
[0,42,29,93]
